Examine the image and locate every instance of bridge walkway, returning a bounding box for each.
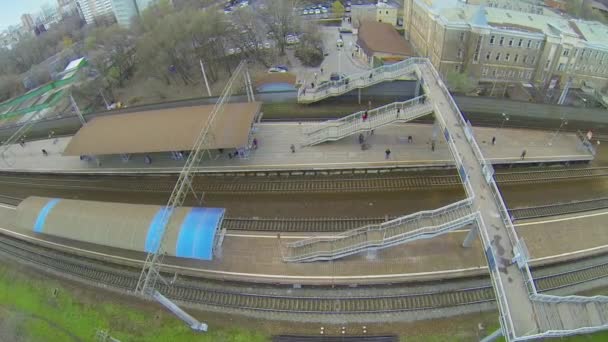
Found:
[416,61,540,339]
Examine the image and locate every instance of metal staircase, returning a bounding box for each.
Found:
[303,95,433,146]
[297,57,424,104]
[528,294,608,339]
[282,199,476,262]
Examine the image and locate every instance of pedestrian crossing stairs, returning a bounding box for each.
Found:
[528,294,608,338]
[281,199,477,262]
[297,57,425,104]
[302,95,434,146]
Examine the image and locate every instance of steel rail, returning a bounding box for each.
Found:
[1,233,608,316]
[0,167,606,194]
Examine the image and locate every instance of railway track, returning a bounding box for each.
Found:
[0,167,606,194]
[2,233,608,317]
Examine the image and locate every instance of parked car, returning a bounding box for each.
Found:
[264,42,271,49]
[314,8,321,14]
[329,73,347,82]
[321,7,328,13]
[268,67,287,73]
[275,65,289,71]
[228,48,235,55]
[302,9,309,15]
[336,38,344,47]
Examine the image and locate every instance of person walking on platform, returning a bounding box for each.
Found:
[520,149,526,160]
[431,141,435,152]
[408,135,413,144]
[358,133,364,144]
[396,108,401,118]
[252,138,258,149]
[41,149,48,156]
[362,111,368,122]
[385,148,391,159]
[290,144,296,153]
[144,155,152,164]
[492,136,496,145]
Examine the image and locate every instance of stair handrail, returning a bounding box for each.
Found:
[298,57,426,102]
[304,94,429,134]
[284,208,477,261]
[286,198,473,249]
[531,293,608,304]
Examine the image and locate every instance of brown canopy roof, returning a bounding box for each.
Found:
[357,21,415,57]
[63,102,261,156]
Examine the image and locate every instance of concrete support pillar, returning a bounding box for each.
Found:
[462,225,478,248]
[358,88,361,105]
[414,79,421,98]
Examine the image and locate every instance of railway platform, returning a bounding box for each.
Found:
[2,204,608,286]
[0,122,594,175]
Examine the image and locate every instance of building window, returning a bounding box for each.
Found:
[525,71,532,78]
[492,69,497,77]
[499,37,504,46]
[519,71,525,79]
[530,56,536,64]
[490,35,495,44]
[536,41,542,49]
[562,49,569,57]
[518,38,523,47]
[482,67,488,76]
[558,63,565,71]
[545,59,551,68]
[457,48,463,59]
[527,40,532,48]
[486,52,492,60]
[473,52,479,62]
[514,54,519,63]
[574,49,579,57]
[459,32,465,41]
[523,55,528,64]
[505,53,510,61]
[495,52,501,61]
[455,65,460,72]
[508,38,513,47]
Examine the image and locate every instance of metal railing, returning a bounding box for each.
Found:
[576,130,597,156]
[419,60,522,341]
[303,95,433,145]
[476,213,517,342]
[283,198,475,262]
[297,58,424,103]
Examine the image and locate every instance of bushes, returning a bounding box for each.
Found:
[295,46,324,67]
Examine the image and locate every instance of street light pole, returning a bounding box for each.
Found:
[499,112,509,130]
[548,118,568,146]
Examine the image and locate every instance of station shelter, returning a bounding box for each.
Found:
[63,102,262,161]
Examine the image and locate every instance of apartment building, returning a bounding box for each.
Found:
[403,0,608,89]
[351,1,401,28]
[77,0,114,24]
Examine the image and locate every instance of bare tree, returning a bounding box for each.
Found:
[258,0,302,55]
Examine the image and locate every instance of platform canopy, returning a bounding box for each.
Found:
[63,102,261,156]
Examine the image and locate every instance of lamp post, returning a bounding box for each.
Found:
[499,112,509,130]
[548,118,568,146]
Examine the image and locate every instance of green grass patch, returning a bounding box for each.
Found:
[0,264,268,341]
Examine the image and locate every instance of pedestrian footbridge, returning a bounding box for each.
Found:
[302,95,433,146]
[290,57,608,341]
[282,199,476,262]
[297,58,421,104]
